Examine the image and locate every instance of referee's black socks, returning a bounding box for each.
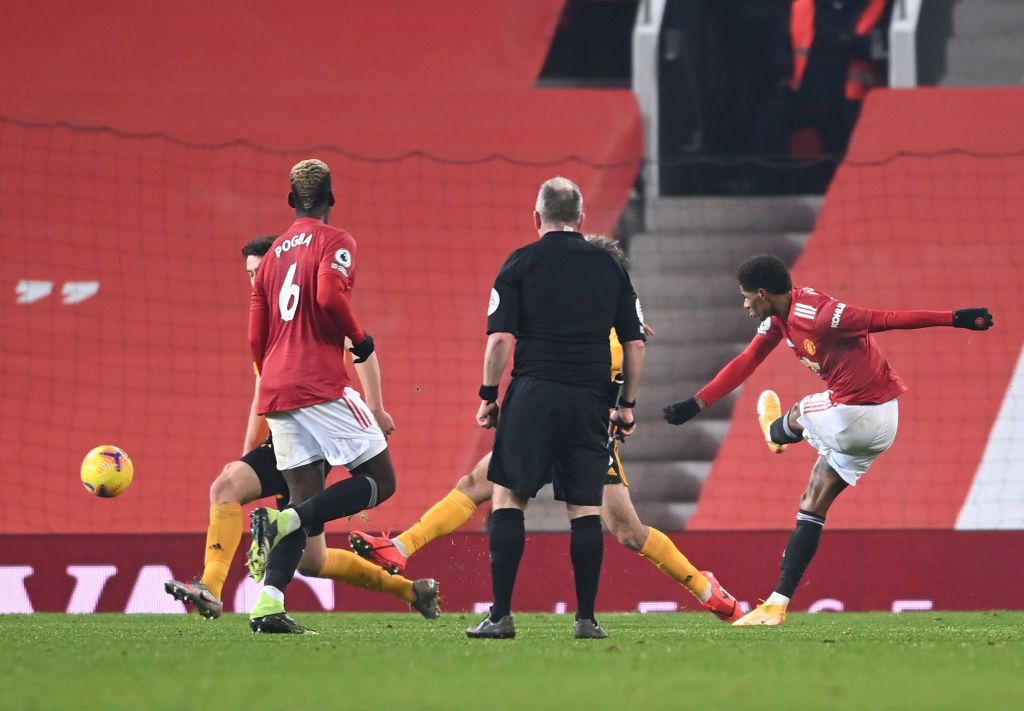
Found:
[489,508,526,622]
[775,509,825,598]
[570,515,603,622]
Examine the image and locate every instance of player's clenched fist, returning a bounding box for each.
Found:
[610,408,636,440]
[953,307,994,331]
[373,408,396,438]
[662,396,704,426]
[477,400,499,429]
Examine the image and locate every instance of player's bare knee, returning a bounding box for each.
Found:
[210,464,243,504]
[456,471,493,505]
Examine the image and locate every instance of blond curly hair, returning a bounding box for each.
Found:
[289,159,331,210]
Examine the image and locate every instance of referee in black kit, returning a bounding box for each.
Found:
[467,177,646,640]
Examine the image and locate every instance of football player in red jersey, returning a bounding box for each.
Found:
[245,159,404,633]
[663,254,993,626]
[164,236,438,623]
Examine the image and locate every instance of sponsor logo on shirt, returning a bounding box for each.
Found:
[831,302,847,328]
[274,232,313,258]
[488,288,500,316]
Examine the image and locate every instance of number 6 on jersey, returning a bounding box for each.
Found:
[279,263,299,321]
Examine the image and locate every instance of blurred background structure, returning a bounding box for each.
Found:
[2,0,1022,613]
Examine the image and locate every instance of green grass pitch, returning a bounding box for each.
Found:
[4,612,1022,710]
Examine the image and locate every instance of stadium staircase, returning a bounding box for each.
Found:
[526,195,819,531]
[941,0,1024,86]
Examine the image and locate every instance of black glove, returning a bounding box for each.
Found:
[349,332,375,363]
[953,308,993,331]
[663,397,702,426]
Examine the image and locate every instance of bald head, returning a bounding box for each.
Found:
[289,158,333,215]
[534,176,584,229]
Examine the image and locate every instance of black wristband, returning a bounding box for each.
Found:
[617,396,636,409]
[348,332,375,364]
[479,385,499,403]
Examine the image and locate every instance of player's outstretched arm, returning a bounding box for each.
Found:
[663,329,780,426]
[828,304,993,334]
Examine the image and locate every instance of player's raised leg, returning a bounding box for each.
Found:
[164,459,262,619]
[602,484,742,622]
[350,453,492,574]
[734,455,845,626]
[758,390,800,454]
[299,534,440,619]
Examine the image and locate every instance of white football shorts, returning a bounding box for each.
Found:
[796,390,899,486]
[266,387,387,471]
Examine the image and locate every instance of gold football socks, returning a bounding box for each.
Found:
[201,502,243,600]
[319,548,414,602]
[639,527,711,601]
[394,488,477,557]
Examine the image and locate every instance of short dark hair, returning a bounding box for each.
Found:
[241,236,276,258]
[737,254,792,294]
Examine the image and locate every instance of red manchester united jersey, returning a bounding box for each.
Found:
[759,287,907,405]
[698,287,953,407]
[249,218,365,414]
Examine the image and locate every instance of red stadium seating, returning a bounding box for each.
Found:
[0,1,642,534]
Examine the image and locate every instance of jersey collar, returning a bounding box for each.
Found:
[781,288,799,326]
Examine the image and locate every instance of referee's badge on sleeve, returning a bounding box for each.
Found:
[488,288,500,316]
[635,298,645,324]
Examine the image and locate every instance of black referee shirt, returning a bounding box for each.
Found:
[486,230,645,388]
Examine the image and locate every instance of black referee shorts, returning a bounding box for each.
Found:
[488,376,610,506]
[239,437,326,536]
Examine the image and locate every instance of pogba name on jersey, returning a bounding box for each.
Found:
[274,232,313,258]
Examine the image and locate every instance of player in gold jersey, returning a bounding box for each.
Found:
[351,236,742,622]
